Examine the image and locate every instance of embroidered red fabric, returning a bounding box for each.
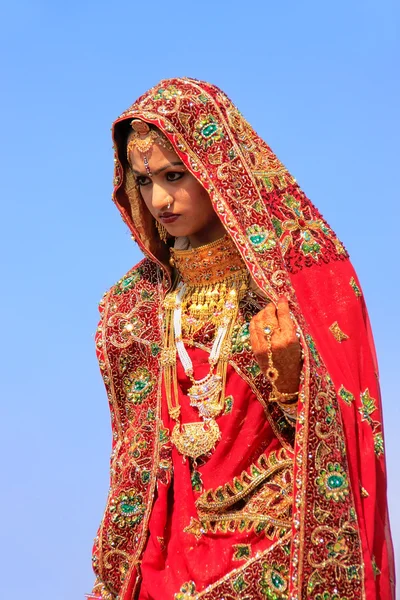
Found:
[90,78,395,599]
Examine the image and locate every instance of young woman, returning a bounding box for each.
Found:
[88,78,394,600]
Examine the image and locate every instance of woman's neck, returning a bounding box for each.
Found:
[187,220,226,248]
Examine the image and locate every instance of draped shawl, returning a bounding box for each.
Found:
[91,77,395,599]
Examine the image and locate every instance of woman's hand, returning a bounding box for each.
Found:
[249,297,303,398]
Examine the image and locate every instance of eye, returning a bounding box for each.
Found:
[136,175,151,187]
[166,171,185,182]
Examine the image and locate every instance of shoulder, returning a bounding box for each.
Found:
[98,258,162,312]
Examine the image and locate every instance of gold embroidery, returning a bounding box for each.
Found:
[184,449,293,539]
[233,544,252,561]
[338,385,355,405]
[196,448,291,512]
[208,151,223,165]
[329,321,349,342]
[350,277,362,297]
[360,486,369,498]
[372,555,381,579]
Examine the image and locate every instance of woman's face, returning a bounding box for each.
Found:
[128,138,225,247]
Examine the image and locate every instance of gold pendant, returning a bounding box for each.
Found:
[171,419,221,459]
[188,373,224,418]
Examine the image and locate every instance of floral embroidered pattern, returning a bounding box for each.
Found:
[315,463,349,502]
[113,268,142,295]
[246,224,277,253]
[153,85,180,101]
[270,193,346,263]
[359,388,377,422]
[358,390,385,455]
[123,367,155,404]
[193,115,224,149]
[109,489,145,528]
[174,581,197,599]
[260,561,289,599]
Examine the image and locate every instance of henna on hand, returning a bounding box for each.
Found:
[249,297,303,399]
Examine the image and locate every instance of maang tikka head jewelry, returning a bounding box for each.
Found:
[127,119,174,157]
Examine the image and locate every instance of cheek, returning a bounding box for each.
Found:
[182,182,213,215]
[140,190,156,216]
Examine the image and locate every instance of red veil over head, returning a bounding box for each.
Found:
[93,78,394,599]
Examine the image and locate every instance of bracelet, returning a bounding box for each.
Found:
[263,324,299,404]
[270,390,299,404]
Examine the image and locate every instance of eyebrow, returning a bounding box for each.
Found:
[131,160,185,177]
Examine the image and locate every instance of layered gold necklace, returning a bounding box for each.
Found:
[162,235,248,461]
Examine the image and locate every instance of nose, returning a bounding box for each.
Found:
[151,181,172,211]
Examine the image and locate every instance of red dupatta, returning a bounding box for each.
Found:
[91,77,394,599]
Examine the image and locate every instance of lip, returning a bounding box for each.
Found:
[159,214,180,224]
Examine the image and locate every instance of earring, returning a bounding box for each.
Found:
[155,220,169,243]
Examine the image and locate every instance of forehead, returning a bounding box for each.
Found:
[128,138,181,170]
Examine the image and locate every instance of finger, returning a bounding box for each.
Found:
[276,297,296,338]
[257,303,279,332]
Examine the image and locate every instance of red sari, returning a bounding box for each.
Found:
[139,293,295,599]
[89,78,395,599]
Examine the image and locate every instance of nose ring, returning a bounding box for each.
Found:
[167,200,171,210]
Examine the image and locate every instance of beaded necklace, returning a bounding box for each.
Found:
[162,235,248,460]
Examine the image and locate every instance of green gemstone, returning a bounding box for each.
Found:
[133,380,147,391]
[248,363,261,377]
[232,574,247,592]
[272,216,283,237]
[141,471,150,484]
[120,501,138,515]
[191,470,202,491]
[256,521,267,534]
[159,429,168,443]
[249,233,266,245]
[201,123,218,138]
[151,343,160,356]
[271,571,285,590]
[236,545,250,558]
[327,475,344,489]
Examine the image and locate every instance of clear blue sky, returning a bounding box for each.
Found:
[0,1,398,598]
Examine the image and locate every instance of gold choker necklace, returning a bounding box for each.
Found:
[170,236,248,339]
[170,234,247,286]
